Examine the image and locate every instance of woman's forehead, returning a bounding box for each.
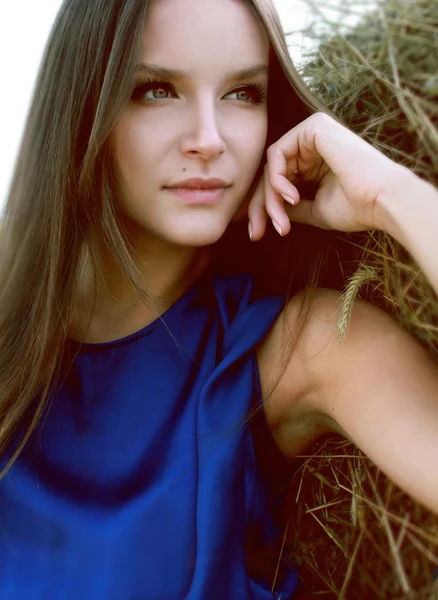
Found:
[141,0,269,71]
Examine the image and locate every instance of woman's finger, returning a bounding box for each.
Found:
[285,198,328,229]
[247,174,268,241]
[263,164,291,236]
[266,145,301,208]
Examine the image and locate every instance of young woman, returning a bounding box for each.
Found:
[0,0,437,598]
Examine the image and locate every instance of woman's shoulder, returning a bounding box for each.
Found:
[257,287,341,381]
[257,286,385,403]
[257,285,434,456]
[255,288,341,453]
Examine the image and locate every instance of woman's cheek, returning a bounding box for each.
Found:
[230,107,267,155]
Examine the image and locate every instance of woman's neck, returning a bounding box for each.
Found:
[70,235,211,344]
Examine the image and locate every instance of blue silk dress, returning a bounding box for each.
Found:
[0,273,299,599]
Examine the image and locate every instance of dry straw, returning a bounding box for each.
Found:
[279,0,438,597]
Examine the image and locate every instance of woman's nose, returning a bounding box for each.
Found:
[180,99,227,161]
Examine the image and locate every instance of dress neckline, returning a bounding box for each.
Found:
[72,273,210,354]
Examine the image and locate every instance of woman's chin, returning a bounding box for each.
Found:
[121,211,235,249]
[159,214,235,248]
[168,226,229,248]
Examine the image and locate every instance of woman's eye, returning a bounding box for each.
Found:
[228,90,251,102]
[225,85,265,105]
[131,81,177,103]
[131,81,266,105]
[145,86,173,101]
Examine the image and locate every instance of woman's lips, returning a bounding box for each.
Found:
[164,178,231,204]
[166,187,228,204]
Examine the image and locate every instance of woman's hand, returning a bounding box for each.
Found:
[247,112,409,240]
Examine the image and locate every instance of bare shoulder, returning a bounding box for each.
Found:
[257,287,344,413]
[257,287,344,455]
[257,286,438,458]
[258,288,438,511]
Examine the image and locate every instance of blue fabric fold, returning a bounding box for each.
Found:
[0,273,298,599]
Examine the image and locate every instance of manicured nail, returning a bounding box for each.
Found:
[281,193,295,205]
[248,222,253,241]
[272,220,283,236]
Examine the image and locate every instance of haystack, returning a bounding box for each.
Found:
[280,1,438,597]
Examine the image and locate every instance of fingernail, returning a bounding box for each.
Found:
[272,220,283,236]
[281,193,295,206]
[248,222,253,241]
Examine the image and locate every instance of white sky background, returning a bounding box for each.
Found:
[0,0,368,209]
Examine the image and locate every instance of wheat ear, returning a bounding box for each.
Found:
[337,267,380,342]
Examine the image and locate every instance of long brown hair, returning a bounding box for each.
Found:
[0,0,335,476]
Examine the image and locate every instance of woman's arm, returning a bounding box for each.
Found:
[259,288,438,515]
[376,166,438,297]
[250,113,438,514]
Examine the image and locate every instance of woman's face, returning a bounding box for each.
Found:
[112,0,269,248]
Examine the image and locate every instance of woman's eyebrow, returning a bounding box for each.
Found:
[227,65,269,82]
[134,63,269,81]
